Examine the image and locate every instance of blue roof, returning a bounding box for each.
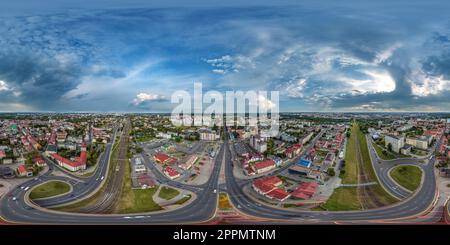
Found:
[297,159,312,168]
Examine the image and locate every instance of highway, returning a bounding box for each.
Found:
[0,134,224,224]
[0,125,441,224]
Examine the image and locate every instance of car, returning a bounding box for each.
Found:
[100,176,104,180]
[12,197,17,201]
[20,186,25,190]
[24,187,30,191]
[213,189,217,193]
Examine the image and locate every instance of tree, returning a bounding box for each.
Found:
[387,143,392,152]
[327,168,335,177]
[346,132,351,138]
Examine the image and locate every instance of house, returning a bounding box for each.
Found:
[153,152,176,165]
[323,153,336,166]
[33,156,46,167]
[291,182,319,199]
[17,164,32,177]
[0,150,5,159]
[288,165,310,176]
[253,159,276,174]
[252,176,289,201]
[164,166,180,179]
[50,152,86,172]
[285,144,302,158]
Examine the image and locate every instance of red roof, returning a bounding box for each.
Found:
[17,165,27,174]
[253,176,282,194]
[164,167,179,177]
[51,153,85,167]
[254,159,275,170]
[266,188,290,200]
[0,150,5,158]
[291,182,318,199]
[154,152,170,163]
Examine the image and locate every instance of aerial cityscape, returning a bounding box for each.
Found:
[0,0,450,233]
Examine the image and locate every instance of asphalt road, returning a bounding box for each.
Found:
[0,133,223,224]
[0,126,440,224]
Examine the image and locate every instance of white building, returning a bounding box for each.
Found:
[385,135,405,153]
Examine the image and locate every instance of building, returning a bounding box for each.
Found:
[253,159,276,174]
[17,164,32,177]
[252,176,290,201]
[163,166,180,179]
[0,150,5,159]
[249,135,267,153]
[291,182,319,199]
[33,156,46,167]
[133,164,147,174]
[285,144,302,158]
[406,136,428,150]
[153,152,177,165]
[179,155,198,170]
[297,159,312,168]
[400,145,412,155]
[0,166,15,178]
[51,153,86,172]
[384,135,405,153]
[199,129,219,141]
[56,131,67,142]
[323,153,336,166]
[300,132,314,145]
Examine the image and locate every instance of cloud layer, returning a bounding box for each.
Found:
[0,2,450,112]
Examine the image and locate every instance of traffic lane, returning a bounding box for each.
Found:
[0,141,224,224]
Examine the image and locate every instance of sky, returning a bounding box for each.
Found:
[0,0,450,112]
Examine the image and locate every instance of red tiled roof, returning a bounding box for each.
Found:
[154,152,170,163]
[17,165,27,174]
[51,153,85,167]
[164,167,179,177]
[254,159,275,170]
[266,188,290,200]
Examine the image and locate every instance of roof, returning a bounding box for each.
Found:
[154,152,170,163]
[266,188,290,200]
[164,167,179,177]
[291,182,318,199]
[254,159,275,170]
[51,153,85,167]
[297,159,312,168]
[17,164,27,173]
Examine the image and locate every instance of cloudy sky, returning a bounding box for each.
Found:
[0,0,450,112]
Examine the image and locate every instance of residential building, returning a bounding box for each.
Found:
[164,166,180,179]
[385,135,405,153]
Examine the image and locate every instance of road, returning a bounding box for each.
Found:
[0,131,224,224]
[0,125,441,224]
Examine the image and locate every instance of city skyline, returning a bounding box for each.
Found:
[1,1,450,112]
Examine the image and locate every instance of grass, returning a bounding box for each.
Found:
[357,125,398,205]
[30,181,71,200]
[158,186,180,200]
[372,142,396,160]
[175,194,192,205]
[218,192,232,210]
[54,137,121,211]
[320,187,361,211]
[341,123,359,184]
[390,165,422,192]
[447,183,450,188]
[320,122,397,211]
[114,153,162,213]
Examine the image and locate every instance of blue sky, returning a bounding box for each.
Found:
[0,0,450,112]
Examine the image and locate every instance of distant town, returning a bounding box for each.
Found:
[1,112,449,224]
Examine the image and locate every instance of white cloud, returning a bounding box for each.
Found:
[132,92,166,105]
[0,80,10,91]
[344,70,396,94]
[410,74,450,96]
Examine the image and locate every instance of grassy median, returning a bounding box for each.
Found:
[30,181,71,200]
[390,165,422,192]
[158,186,180,200]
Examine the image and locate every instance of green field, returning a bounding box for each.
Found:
[320,122,397,211]
[320,187,361,211]
[357,126,398,205]
[114,154,162,213]
[30,181,71,200]
[390,165,422,192]
[341,123,359,184]
[158,186,180,200]
[372,142,396,160]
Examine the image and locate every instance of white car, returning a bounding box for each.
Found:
[24,187,30,191]
[100,176,105,180]
[12,197,17,201]
[213,189,217,193]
